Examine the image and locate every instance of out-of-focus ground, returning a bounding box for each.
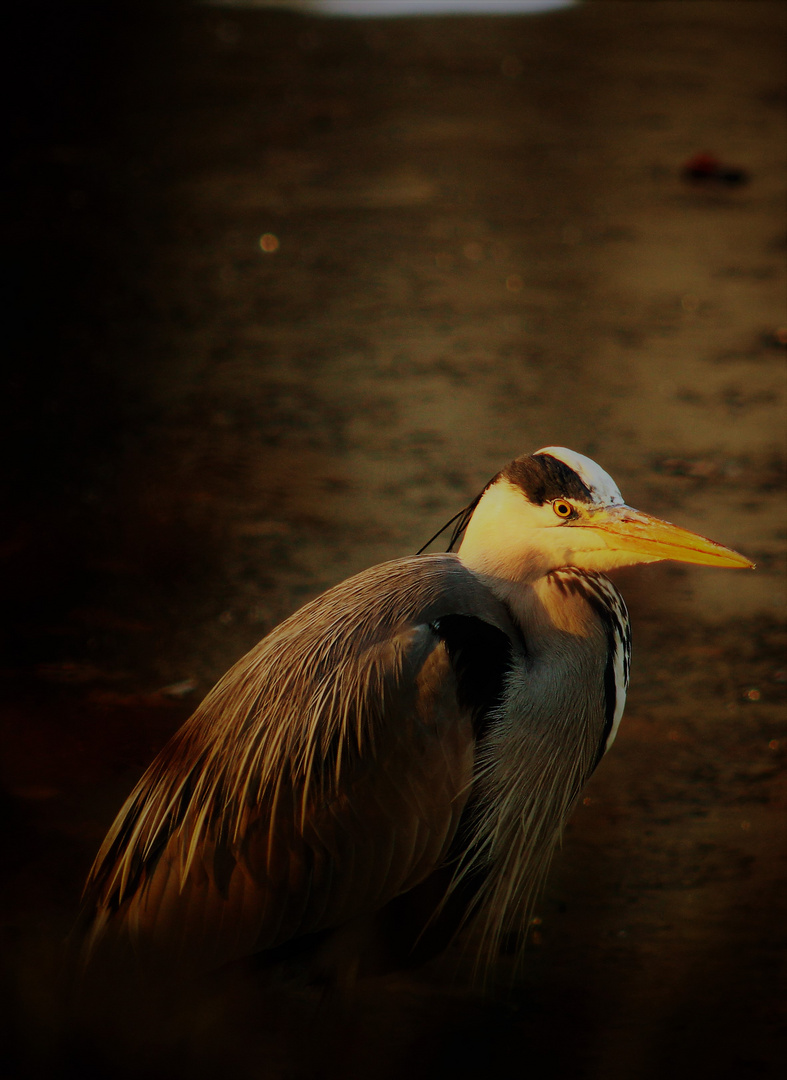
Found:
[2,1,786,1077]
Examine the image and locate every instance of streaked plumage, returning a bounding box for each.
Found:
[80,447,751,979]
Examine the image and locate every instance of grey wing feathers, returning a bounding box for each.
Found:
[81,554,516,972]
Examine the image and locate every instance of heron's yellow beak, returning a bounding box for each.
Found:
[591,506,755,568]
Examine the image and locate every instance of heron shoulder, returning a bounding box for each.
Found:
[79,553,525,970]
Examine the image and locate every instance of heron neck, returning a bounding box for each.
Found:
[460,566,606,652]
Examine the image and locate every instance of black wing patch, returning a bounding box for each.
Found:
[430,614,512,739]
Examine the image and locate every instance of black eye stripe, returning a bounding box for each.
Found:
[502,454,594,505]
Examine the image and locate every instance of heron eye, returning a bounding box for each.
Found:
[553,500,573,519]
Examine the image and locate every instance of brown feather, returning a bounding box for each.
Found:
[80,554,515,973]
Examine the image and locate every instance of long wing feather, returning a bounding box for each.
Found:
[80,554,517,974]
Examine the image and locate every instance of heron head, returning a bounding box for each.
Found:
[458,446,754,580]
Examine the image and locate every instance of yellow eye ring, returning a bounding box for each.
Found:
[553,500,573,519]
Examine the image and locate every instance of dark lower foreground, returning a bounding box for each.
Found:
[4,618,785,1079]
[2,0,786,1077]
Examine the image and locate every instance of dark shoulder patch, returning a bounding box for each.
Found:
[503,454,593,505]
[430,615,512,739]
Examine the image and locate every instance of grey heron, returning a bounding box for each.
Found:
[79,447,752,980]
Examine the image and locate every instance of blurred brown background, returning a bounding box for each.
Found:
[2,1,786,1077]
